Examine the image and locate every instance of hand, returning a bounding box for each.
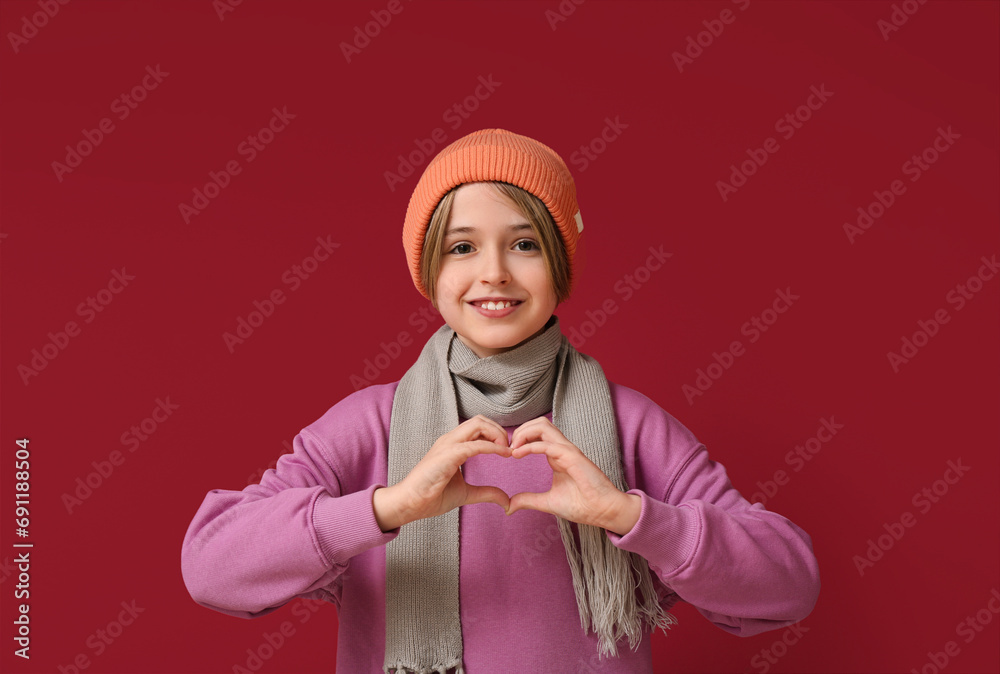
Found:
[506,417,638,534]
[379,415,513,529]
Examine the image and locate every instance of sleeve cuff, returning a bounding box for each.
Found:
[312,483,400,567]
[605,489,702,576]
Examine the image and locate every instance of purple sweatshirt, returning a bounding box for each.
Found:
[181,380,820,673]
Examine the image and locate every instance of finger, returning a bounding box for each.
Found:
[464,484,510,511]
[510,440,570,462]
[511,417,565,449]
[506,490,550,516]
[454,415,509,447]
[426,439,511,477]
[454,439,513,461]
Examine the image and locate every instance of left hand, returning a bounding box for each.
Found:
[505,417,629,530]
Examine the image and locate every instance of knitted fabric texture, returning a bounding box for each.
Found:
[383,316,676,673]
[401,128,584,300]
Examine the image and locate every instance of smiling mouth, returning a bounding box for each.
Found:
[469,300,522,311]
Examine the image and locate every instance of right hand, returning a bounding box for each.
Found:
[377,415,513,529]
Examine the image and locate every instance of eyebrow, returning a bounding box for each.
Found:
[444,223,533,237]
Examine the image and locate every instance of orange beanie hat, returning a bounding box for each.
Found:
[402,128,584,300]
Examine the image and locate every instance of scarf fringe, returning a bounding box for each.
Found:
[562,519,679,660]
[557,517,591,631]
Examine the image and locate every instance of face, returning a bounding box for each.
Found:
[435,182,559,359]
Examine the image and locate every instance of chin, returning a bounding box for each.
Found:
[468,333,526,354]
[475,337,516,351]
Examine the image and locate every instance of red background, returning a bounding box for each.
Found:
[2,1,998,672]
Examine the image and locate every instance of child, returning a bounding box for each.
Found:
[181,128,820,674]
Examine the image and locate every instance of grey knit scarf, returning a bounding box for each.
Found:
[383,316,676,673]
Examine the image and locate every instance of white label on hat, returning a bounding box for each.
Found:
[574,210,584,233]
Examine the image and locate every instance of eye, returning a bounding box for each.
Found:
[447,240,537,254]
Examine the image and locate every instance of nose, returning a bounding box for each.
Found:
[479,245,511,287]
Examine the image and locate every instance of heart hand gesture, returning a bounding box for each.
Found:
[374,415,638,535]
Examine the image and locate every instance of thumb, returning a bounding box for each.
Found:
[464,483,510,511]
[506,491,549,516]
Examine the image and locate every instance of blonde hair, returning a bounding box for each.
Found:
[420,181,570,309]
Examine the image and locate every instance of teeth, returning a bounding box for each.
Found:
[480,301,512,310]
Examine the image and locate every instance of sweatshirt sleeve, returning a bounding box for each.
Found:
[180,425,399,619]
[604,403,820,636]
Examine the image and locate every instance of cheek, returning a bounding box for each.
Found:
[519,262,556,297]
[435,266,465,301]
[436,260,461,298]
